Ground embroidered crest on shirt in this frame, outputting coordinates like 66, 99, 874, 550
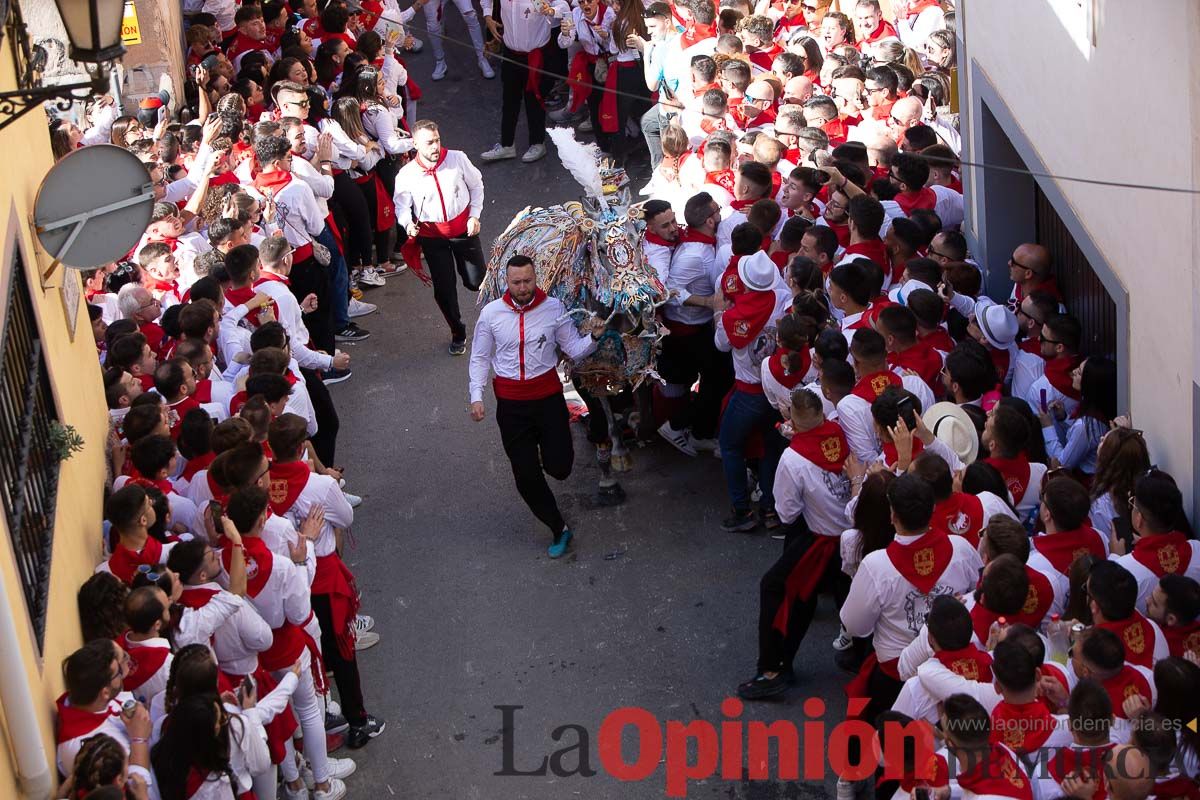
269, 478, 289, 505
1185, 631, 1200, 655
1158, 544, 1181, 573
1123, 682, 1141, 700
1001, 758, 1024, 788
949, 511, 970, 536
871, 374, 891, 394
245, 556, 260, 580
820, 436, 842, 463
913, 547, 935, 576
1022, 584, 1039, 615
1123, 623, 1145, 655
949, 658, 980, 681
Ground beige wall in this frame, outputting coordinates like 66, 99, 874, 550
959, 0, 1200, 508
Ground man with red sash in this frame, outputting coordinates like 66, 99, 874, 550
641, 199, 681, 287
716, 162, 775, 257
119, 586, 177, 703
835, 195, 891, 280
1146, 575, 1200, 660
267, 414, 387, 748
1035, 679, 1116, 800
1021, 312, 1084, 419
224, 485, 355, 798
835, 328, 904, 462
913, 452, 986, 549
894, 596, 994, 724
983, 404, 1050, 516
986, 638, 1073, 758
467, 257, 602, 557
1116, 471, 1200, 612
982, 515, 1065, 624
841, 473, 982, 728
99, 484, 179, 584
396, 121, 486, 355
1031, 477, 1108, 576
1069, 627, 1156, 744
878, 305, 944, 394
852, 0, 898, 51
937, 694, 1036, 800
714, 245, 791, 530
893, 0, 945, 50
962, 556, 1032, 647
738, 15, 780, 73
1087, 561, 1169, 669
736, 388, 851, 699
55, 639, 152, 778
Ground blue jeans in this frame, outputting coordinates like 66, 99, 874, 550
318, 224, 350, 330
719, 389, 784, 514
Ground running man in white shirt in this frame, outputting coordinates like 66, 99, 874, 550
468, 257, 604, 558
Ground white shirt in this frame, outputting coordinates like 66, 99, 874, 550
362, 103, 414, 156
278, 470, 353, 558
173, 585, 244, 650
643, 238, 675, 287
841, 532, 983, 662
772, 440, 853, 533
497, 0, 569, 52
1114, 542, 1200, 615
835, 374, 936, 464
251, 275, 333, 371
895, 6, 945, 50
121, 635, 174, 703
713, 286, 792, 385
1009, 348, 1045, 405
289, 155, 334, 218
665, 238, 718, 325
468, 294, 598, 403
55, 695, 133, 777
1026, 550, 1070, 618
244, 174, 325, 248
240, 541, 314, 631
393, 149, 485, 229
186, 581, 273, 678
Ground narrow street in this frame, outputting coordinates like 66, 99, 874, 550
329, 15, 844, 800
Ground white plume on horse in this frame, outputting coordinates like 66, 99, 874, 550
547, 127, 605, 202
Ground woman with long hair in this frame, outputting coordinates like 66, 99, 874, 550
1040, 356, 1117, 477
1088, 426, 1151, 541
789, 35, 824, 83
152, 693, 254, 799
762, 314, 820, 416
110, 115, 145, 148
842, 471, 897, 577
922, 28, 955, 71
601, 0, 652, 162
68, 733, 152, 799
995, 396, 1049, 465
331, 95, 397, 280
320, 94, 382, 286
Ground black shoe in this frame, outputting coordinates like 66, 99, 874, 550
736, 672, 790, 700
448, 339, 467, 356
322, 367, 352, 385
721, 510, 759, 533
347, 714, 386, 749
835, 647, 866, 674
325, 711, 349, 735
335, 324, 371, 342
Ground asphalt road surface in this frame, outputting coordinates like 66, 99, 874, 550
334, 16, 846, 798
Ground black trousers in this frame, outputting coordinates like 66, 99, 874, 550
495, 393, 574, 537
332, 171, 374, 268
756, 519, 851, 673
289, 255, 334, 356
310, 592, 366, 725
658, 322, 733, 440
500, 45, 561, 148
301, 367, 340, 466
417, 234, 485, 342
601, 63, 652, 161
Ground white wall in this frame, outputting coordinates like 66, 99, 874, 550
959, 0, 1200, 510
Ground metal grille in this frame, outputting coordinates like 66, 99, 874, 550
1033, 186, 1117, 358
0, 251, 60, 651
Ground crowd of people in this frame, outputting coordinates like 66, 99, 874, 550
42, 0, 1200, 798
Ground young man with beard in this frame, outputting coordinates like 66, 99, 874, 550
1114, 470, 1200, 612
395, 120, 486, 356
1021, 312, 1084, 419
1145, 575, 1200, 660
641, 199, 681, 286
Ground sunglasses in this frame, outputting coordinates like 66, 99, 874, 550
136, 564, 163, 583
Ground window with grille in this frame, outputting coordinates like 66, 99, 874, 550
0, 249, 61, 651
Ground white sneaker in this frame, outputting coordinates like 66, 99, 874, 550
282, 782, 308, 800
691, 437, 719, 452
521, 143, 547, 163
832, 629, 853, 651
354, 630, 380, 651
480, 143, 517, 161
354, 614, 375, 634
657, 421, 697, 457
302, 756, 356, 788
548, 105, 581, 123
347, 298, 377, 318
343, 491, 362, 508
835, 778, 858, 800
478, 57, 495, 79
432, 60, 448, 81
358, 267, 386, 287
313, 777, 347, 800
578, 117, 593, 132
327, 698, 341, 717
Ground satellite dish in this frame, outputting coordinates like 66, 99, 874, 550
34, 143, 155, 269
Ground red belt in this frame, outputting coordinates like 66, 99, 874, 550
417, 205, 470, 239
493, 368, 562, 401
734, 380, 765, 395
773, 534, 840, 632
312, 554, 360, 661
600, 60, 638, 134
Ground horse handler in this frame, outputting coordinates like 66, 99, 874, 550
468, 255, 605, 557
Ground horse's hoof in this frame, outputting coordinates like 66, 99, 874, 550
611, 451, 634, 472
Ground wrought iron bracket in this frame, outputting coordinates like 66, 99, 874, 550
0, 77, 105, 131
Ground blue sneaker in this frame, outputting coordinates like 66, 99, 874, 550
547, 528, 573, 559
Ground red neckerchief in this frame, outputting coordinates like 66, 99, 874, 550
932, 493, 984, 548
933, 644, 992, 682
1015, 276, 1062, 304
920, 327, 955, 353
895, 187, 937, 216
207, 471, 228, 506
692, 80, 718, 98
822, 116, 852, 146
720, 255, 746, 300
644, 231, 678, 249
770, 248, 794, 270
825, 219, 851, 248
268, 460, 311, 516
193, 377, 213, 404
182, 451, 215, 482
1046, 745, 1114, 800
255, 272, 290, 288
502, 287, 549, 314
988, 344, 1011, 380
220, 535, 273, 597
860, 19, 899, 45
968, 597, 1003, 644
108, 535, 164, 584
699, 115, 728, 135
775, 12, 807, 35
955, 744, 1033, 799
783, 146, 802, 164
679, 228, 717, 246
252, 168, 293, 197
176, 586, 220, 609
416, 147, 448, 175
747, 42, 782, 73
898, 0, 942, 19
788, 419, 848, 472
1131, 532, 1193, 577
224, 285, 277, 328
1018, 337, 1043, 356
844, 237, 890, 272
1102, 665, 1153, 718
886, 530, 953, 594
729, 197, 755, 213
680, 19, 715, 48
55, 694, 120, 742
888, 341, 942, 389
1043, 355, 1082, 401
1163, 619, 1200, 660
882, 436, 923, 468
850, 369, 902, 403
1097, 613, 1158, 669
898, 753, 950, 795
704, 169, 735, 193
721, 288, 777, 348
117, 631, 172, 694
991, 701, 1057, 755
768, 348, 810, 390
1031, 526, 1106, 575
130, 475, 175, 497
1014, 565, 1055, 628
983, 454, 1032, 506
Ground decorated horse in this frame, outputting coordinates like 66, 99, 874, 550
477, 128, 667, 504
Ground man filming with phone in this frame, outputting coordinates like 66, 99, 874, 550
632, 3, 689, 171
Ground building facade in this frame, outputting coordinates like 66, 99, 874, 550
956, 0, 1200, 515
0, 9, 112, 797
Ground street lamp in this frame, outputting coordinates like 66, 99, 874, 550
0, 0, 127, 131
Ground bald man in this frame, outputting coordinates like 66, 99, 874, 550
782, 75, 814, 105
729, 79, 778, 133
1006, 242, 1061, 310
885, 96, 924, 142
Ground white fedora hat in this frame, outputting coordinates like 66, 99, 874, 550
922, 401, 980, 465
737, 251, 777, 292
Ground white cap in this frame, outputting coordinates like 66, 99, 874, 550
738, 251, 777, 293
887, 279, 935, 306
975, 303, 1019, 350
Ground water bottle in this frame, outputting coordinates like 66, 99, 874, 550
1047, 613, 1069, 663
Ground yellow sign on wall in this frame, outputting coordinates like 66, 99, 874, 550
122, 1, 142, 46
